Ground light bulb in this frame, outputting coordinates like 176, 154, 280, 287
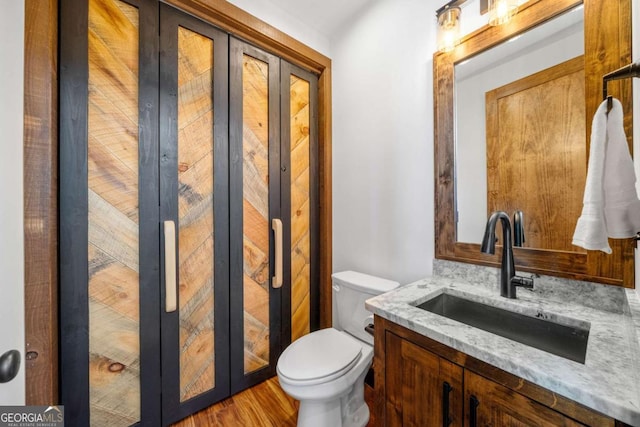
488, 0, 518, 26
437, 6, 461, 53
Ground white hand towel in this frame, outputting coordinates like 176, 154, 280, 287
573, 98, 640, 253
572, 99, 610, 253
603, 98, 640, 238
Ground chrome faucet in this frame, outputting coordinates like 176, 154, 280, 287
480, 211, 534, 298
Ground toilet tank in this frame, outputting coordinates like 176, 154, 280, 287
332, 271, 399, 345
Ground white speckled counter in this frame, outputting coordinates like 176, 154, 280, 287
365, 260, 640, 426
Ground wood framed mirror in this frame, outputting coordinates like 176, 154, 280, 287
434, 0, 635, 287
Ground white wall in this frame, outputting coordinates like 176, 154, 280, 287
226, 0, 330, 56
331, 0, 436, 285
0, 0, 25, 404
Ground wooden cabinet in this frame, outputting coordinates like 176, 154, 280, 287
385, 332, 463, 426
374, 316, 617, 427
464, 370, 583, 427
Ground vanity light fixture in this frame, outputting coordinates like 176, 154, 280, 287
436, 3, 462, 53
487, 0, 518, 26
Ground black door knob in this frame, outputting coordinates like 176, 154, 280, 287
0, 349, 21, 383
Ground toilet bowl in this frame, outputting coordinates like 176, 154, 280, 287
277, 328, 373, 427
276, 271, 399, 427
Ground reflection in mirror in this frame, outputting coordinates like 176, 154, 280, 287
455, 5, 584, 249
435, 0, 634, 288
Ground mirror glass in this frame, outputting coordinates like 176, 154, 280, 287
455, 5, 585, 250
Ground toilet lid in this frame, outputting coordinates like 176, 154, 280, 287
277, 328, 362, 383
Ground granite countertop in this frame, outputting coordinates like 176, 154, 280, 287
365, 261, 640, 426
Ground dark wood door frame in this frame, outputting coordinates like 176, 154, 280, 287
24, 0, 59, 406
24, 0, 332, 405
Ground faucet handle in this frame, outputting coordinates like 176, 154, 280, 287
513, 210, 525, 247
511, 275, 534, 290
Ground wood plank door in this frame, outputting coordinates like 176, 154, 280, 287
228, 39, 321, 394
59, 0, 162, 425
229, 37, 284, 393
159, 5, 230, 424
60, 1, 320, 422
280, 61, 320, 348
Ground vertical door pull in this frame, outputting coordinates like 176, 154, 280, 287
470, 395, 480, 427
272, 218, 283, 288
164, 220, 177, 312
442, 381, 452, 427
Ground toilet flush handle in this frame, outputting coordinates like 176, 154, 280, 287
272, 218, 283, 289
364, 324, 374, 336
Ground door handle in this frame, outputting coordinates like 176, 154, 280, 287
442, 381, 452, 427
272, 218, 283, 289
469, 395, 479, 427
0, 349, 20, 383
164, 220, 177, 312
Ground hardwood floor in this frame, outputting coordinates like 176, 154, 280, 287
172, 376, 376, 426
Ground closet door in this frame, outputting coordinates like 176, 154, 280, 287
159, 5, 230, 424
280, 62, 320, 347
60, 1, 321, 422
59, 0, 161, 425
229, 38, 283, 392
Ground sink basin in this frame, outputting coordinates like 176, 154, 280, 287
416, 293, 589, 364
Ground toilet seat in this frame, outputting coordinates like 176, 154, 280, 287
277, 328, 363, 386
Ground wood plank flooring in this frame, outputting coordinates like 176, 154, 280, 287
172, 376, 376, 426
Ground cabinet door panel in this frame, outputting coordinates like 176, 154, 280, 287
464, 370, 584, 426
385, 332, 463, 427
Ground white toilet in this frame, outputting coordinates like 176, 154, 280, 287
276, 271, 399, 427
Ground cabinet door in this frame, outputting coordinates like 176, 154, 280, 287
464, 370, 585, 426
159, 4, 230, 424
385, 332, 463, 427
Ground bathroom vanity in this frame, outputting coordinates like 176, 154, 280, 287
367, 262, 640, 426
413, 0, 640, 423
